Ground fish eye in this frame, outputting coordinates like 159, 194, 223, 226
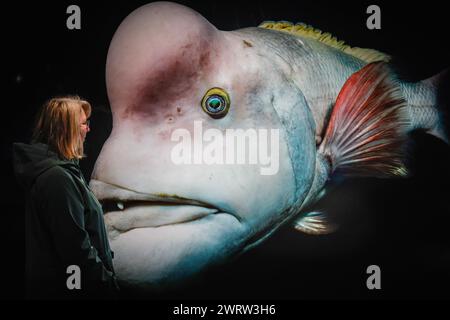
201, 87, 230, 119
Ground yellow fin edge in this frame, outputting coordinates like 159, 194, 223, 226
258, 21, 390, 63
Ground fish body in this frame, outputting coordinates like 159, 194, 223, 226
90, 2, 448, 289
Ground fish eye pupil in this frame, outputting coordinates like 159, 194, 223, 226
209, 99, 221, 109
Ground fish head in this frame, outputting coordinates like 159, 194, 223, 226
91, 1, 317, 288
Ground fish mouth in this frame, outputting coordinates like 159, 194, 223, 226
90, 180, 225, 236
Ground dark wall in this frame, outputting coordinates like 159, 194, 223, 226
4, 0, 450, 300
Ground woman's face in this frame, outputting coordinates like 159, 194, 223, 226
80, 110, 90, 142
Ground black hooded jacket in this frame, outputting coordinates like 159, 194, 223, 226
12, 142, 118, 299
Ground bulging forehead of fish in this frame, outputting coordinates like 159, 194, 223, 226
105, 2, 227, 115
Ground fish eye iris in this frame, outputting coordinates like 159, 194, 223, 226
206, 96, 225, 113
201, 87, 230, 119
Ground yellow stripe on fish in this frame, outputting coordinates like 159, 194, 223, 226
258, 21, 391, 63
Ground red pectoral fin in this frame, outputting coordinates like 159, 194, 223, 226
319, 62, 410, 178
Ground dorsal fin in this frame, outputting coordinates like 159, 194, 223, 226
258, 21, 390, 63
318, 62, 410, 178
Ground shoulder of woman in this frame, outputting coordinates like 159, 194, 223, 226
35, 165, 76, 191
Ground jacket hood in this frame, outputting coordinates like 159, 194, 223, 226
12, 142, 79, 189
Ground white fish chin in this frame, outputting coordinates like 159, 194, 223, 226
109, 212, 244, 288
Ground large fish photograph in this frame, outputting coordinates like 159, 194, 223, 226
5, 0, 450, 301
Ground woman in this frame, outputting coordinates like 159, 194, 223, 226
13, 96, 119, 299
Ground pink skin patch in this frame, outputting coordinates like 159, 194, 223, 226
123, 41, 214, 121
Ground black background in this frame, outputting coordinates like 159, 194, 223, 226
3, 0, 450, 301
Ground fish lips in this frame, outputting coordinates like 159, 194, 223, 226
104, 203, 219, 238
90, 179, 236, 237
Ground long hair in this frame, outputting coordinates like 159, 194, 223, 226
32, 95, 92, 160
